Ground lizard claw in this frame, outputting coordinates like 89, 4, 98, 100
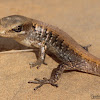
28, 78, 58, 90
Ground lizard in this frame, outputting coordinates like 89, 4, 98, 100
0, 15, 100, 90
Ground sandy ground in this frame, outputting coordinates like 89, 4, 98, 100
0, 0, 100, 100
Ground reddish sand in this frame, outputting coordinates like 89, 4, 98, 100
0, 0, 100, 100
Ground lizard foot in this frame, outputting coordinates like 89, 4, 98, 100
29, 59, 47, 69
28, 78, 58, 90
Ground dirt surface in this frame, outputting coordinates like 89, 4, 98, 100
0, 0, 100, 100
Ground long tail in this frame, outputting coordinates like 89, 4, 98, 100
78, 60, 100, 76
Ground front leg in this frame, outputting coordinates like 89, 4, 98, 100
28, 63, 75, 90
30, 42, 47, 69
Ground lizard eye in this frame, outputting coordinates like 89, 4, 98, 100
12, 25, 23, 32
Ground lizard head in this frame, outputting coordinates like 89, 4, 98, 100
0, 15, 33, 38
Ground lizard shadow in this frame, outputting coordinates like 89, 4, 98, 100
0, 36, 31, 51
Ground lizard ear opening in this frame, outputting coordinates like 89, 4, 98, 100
12, 25, 23, 32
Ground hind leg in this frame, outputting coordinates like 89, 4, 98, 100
81, 44, 91, 51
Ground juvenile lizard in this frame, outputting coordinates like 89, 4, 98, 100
0, 15, 100, 90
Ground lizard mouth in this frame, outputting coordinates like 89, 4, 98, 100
0, 30, 7, 36
0, 30, 26, 38
0, 31, 16, 37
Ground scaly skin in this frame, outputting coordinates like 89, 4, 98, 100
0, 15, 100, 90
